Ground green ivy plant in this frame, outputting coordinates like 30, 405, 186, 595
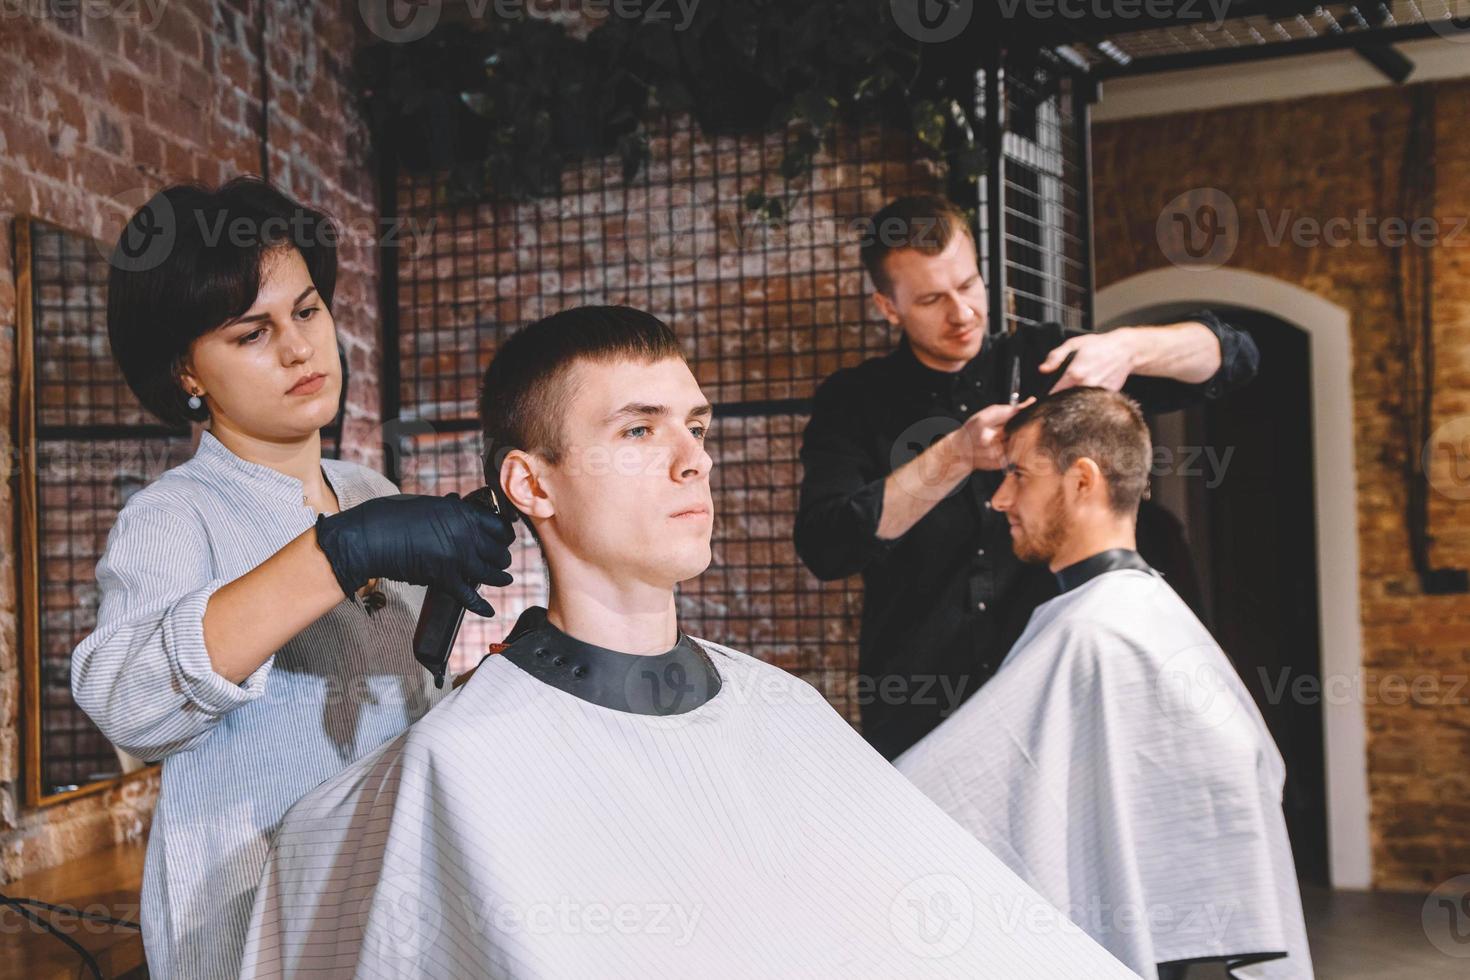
356, 0, 988, 225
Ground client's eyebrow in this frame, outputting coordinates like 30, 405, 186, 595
603, 402, 714, 426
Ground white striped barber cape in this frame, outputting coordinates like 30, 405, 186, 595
896, 568, 1314, 980
239, 636, 1140, 979
70, 429, 450, 980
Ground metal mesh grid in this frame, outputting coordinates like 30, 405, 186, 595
980, 52, 1093, 337
1008, 59, 1090, 335
1069, 0, 1465, 69
36, 437, 196, 792
32, 227, 152, 430
29, 221, 196, 794
388, 118, 941, 721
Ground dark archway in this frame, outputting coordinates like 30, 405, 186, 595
1167, 307, 1330, 886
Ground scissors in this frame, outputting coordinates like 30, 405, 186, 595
1009, 347, 1078, 405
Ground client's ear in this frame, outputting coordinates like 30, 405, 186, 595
500, 450, 554, 523
1071, 456, 1105, 502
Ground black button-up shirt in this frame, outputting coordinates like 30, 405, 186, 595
794, 311, 1260, 759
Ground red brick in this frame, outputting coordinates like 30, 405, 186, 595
143, 88, 198, 146
163, 138, 197, 180
129, 125, 163, 168
62, 35, 106, 95
81, 8, 123, 54
70, 145, 130, 197
87, 108, 127, 156
8, 118, 64, 174
152, 5, 202, 61
120, 24, 161, 77
216, 44, 253, 92
105, 69, 145, 118
0, 55, 28, 118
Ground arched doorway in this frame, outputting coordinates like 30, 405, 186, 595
1097, 268, 1370, 890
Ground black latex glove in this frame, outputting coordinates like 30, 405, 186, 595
314, 492, 515, 617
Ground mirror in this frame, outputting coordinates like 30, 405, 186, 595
15, 216, 192, 806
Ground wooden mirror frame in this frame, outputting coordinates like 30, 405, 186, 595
14, 215, 157, 809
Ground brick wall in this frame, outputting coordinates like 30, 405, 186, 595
1093, 78, 1470, 891
0, 1, 382, 882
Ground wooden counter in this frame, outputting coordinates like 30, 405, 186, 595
0, 840, 147, 979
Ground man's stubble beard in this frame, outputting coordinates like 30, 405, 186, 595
1012, 486, 1071, 565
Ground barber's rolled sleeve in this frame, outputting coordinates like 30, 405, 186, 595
1103, 308, 1260, 414
1188, 308, 1260, 399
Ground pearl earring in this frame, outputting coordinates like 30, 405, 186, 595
188, 392, 203, 410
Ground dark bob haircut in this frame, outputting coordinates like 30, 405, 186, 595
478, 305, 686, 535
106, 176, 339, 425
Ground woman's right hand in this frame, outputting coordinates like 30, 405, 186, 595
313, 492, 516, 617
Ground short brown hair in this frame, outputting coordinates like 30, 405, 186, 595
1003, 387, 1152, 517
478, 305, 685, 526
857, 194, 975, 295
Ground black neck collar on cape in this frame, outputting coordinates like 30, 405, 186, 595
1054, 548, 1154, 595
496, 606, 721, 716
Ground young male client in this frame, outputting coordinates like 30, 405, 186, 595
238, 306, 1136, 979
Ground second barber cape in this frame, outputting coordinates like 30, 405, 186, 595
239, 605, 1137, 979
895, 555, 1314, 979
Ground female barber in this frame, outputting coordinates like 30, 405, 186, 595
70, 177, 513, 980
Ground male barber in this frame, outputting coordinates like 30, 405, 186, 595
794, 194, 1259, 759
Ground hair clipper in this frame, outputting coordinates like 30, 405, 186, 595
411, 485, 507, 689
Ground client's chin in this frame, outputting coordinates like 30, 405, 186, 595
667, 544, 714, 584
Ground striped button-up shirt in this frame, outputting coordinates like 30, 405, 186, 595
71, 429, 453, 980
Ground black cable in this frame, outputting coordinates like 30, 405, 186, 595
10, 894, 140, 928
0, 891, 110, 980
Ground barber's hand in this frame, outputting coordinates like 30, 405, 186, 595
313, 492, 515, 617
961, 399, 1033, 470
1039, 331, 1136, 393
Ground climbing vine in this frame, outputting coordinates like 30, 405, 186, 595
357, 1, 987, 224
